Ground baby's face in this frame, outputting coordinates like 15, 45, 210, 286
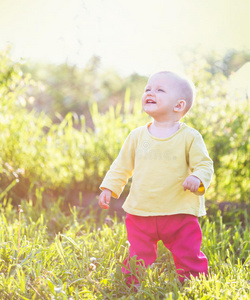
142, 73, 180, 120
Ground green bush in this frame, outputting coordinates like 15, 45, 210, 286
0, 49, 249, 205
184, 60, 249, 202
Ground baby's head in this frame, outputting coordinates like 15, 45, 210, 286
159, 71, 195, 116
142, 71, 196, 120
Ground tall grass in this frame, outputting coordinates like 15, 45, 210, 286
1, 94, 249, 203
1, 50, 249, 204
0, 198, 248, 299
0, 49, 249, 298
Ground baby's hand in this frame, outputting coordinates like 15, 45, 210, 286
182, 175, 201, 193
98, 189, 112, 209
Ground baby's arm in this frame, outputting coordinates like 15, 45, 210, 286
98, 131, 136, 209
184, 132, 213, 195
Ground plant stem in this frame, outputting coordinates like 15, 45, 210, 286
18, 205, 22, 257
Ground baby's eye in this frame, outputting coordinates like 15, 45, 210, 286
145, 89, 150, 92
158, 89, 164, 92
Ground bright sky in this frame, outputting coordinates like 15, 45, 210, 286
0, 0, 249, 76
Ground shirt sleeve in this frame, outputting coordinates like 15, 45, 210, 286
188, 133, 214, 196
99, 131, 136, 198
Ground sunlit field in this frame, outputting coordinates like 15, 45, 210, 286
0, 198, 248, 299
0, 49, 249, 299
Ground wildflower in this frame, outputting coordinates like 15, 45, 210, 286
89, 263, 96, 271
90, 257, 97, 263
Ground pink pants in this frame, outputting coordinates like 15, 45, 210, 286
122, 213, 208, 283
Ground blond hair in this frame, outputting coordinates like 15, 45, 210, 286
156, 71, 196, 116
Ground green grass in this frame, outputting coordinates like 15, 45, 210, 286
0, 45, 249, 300
0, 198, 249, 299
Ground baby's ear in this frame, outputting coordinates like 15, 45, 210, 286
174, 100, 186, 112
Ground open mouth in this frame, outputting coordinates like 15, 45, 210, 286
146, 99, 156, 104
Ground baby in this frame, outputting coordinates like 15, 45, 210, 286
98, 71, 214, 284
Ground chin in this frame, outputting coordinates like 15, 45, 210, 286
143, 109, 156, 118
143, 107, 151, 113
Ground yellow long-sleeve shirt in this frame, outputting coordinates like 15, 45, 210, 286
100, 122, 214, 217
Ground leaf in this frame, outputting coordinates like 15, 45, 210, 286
47, 279, 55, 293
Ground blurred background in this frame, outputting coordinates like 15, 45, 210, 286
0, 0, 249, 218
